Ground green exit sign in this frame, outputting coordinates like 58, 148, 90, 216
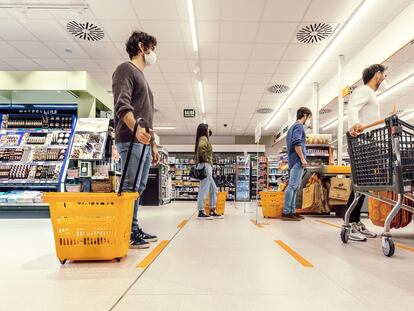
183, 109, 196, 118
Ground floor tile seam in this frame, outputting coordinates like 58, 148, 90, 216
108, 210, 197, 311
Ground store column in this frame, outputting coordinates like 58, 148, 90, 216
78, 92, 96, 118
337, 55, 345, 165
313, 82, 319, 134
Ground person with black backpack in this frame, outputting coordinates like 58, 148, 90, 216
194, 123, 223, 220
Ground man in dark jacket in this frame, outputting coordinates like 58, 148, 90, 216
282, 107, 312, 221
113, 31, 160, 249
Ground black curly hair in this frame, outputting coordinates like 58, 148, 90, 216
125, 31, 157, 60
362, 64, 385, 85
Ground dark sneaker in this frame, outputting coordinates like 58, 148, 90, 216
130, 232, 150, 249
198, 211, 213, 220
139, 229, 158, 243
281, 213, 301, 221
294, 213, 305, 220
210, 210, 224, 219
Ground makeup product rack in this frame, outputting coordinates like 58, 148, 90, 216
0, 107, 77, 210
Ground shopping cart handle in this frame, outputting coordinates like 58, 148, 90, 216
361, 119, 385, 130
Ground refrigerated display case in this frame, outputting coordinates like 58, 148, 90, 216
213, 153, 236, 200
141, 148, 171, 205
250, 155, 258, 200
236, 155, 250, 201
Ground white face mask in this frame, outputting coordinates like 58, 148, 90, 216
378, 79, 388, 92
144, 50, 157, 66
305, 119, 311, 128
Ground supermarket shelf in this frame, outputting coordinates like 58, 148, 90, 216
306, 144, 331, 147
2, 129, 71, 133
0, 160, 61, 165
0, 202, 48, 208
307, 154, 330, 157
0, 145, 68, 149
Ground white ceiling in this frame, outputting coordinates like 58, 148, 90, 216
0, 0, 412, 136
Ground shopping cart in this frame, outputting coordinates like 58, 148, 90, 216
43, 118, 149, 264
341, 115, 414, 257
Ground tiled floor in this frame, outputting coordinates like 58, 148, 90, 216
1, 201, 414, 311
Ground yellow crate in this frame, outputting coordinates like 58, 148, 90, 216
205, 191, 227, 215
259, 191, 284, 218
43, 192, 137, 264
323, 165, 351, 174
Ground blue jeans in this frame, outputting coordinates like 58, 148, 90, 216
197, 163, 218, 211
116, 142, 152, 232
283, 162, 304, 215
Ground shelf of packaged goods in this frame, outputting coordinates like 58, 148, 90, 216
307, 154, 330, 157
170, 163, 195, 166
0, 183, 58, 189
0, 160, 62, 165
0, 145, 68, 149
306, 144, 331, 147
1, 129, 72, 134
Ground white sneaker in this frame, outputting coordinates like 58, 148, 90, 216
357, 221, 377, 238
349, 223, 367, 242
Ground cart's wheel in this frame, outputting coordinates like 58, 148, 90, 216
340, 227, 349, 244
115, 257, 121, 262
59, 259, 67, 265
382, 238, 395, 257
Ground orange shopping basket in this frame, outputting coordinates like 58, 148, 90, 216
259, 191, 284, 218
43, 118, 148, 264
205, 191, 228, 215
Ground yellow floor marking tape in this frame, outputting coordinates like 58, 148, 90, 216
137, 240, 170, 269
250, 219, 264, 228
315, 220, 341, 229
275, 240, 314, 268
177, 219, 188, 229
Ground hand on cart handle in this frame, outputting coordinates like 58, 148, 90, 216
349, 119, 385, 137
349, 124, 363, 137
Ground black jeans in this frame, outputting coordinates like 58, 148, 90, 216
344, 190, 365, 223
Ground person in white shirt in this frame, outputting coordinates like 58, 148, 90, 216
346, 64, 387, 241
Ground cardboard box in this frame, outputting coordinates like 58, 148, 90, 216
329, 198, 348, 206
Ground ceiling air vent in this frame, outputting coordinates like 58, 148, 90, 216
67, 21, 104, 41
267, 84, 289, 94
256, 108, 274, 114
296, 23, 333, 44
